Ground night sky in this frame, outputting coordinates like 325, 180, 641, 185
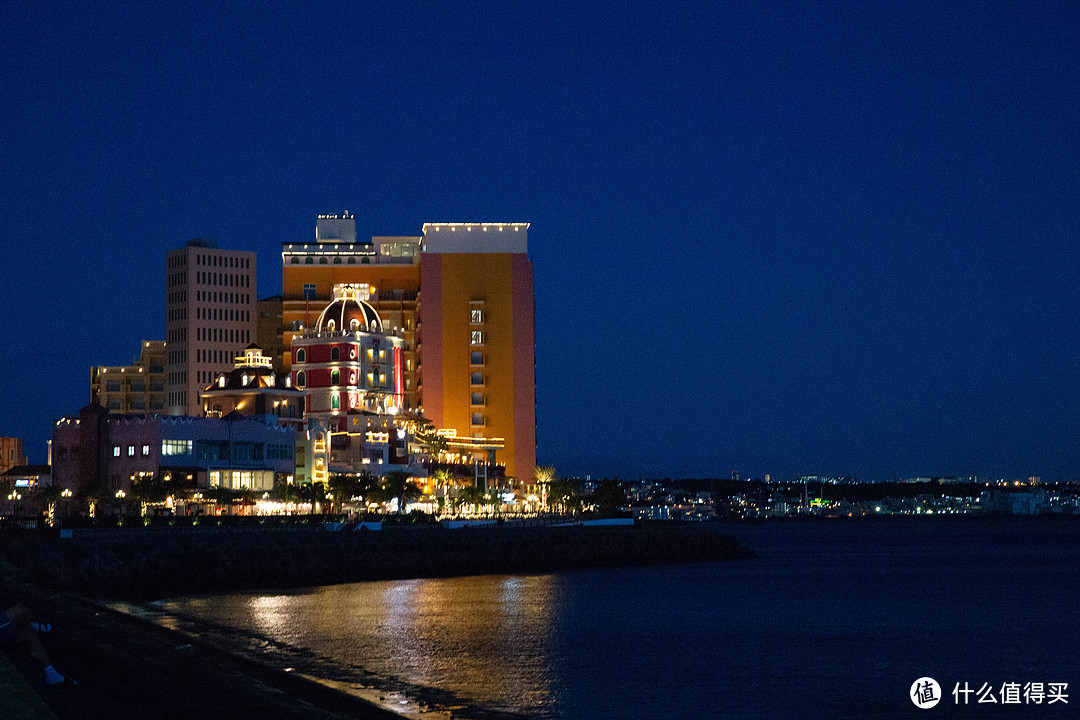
3, 2, 1078, 482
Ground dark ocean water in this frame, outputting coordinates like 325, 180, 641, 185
154, 519, 1080, 719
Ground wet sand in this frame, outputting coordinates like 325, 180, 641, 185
3, 588, 406, 720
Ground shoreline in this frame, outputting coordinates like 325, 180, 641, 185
2, 523, 754, 719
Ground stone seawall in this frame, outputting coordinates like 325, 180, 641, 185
3, 524, 755, 600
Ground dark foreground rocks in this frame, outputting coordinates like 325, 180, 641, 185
3, 523, 755, 600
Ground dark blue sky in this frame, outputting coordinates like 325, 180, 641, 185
3, 2, 1078, 481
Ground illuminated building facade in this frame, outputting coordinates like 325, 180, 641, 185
281, 215, 536, 485
90, 341, 167, 414
281, 213, 420, 412
198, 345, 304, 430
290, 284, 405, 427
289, 283, 407, 484
51, 403, 295, 494
166, 239, 257, 416
419, 223, 536, 484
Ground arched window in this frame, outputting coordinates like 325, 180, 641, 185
331, 346, 340, 361
371, 368, 381, 387
296, 348, 306, 363
349, 319, 360, 332
331, 369, 340, 385
327, 320, 335, 332
296, 371, 306, 388
331, 392, 340, 410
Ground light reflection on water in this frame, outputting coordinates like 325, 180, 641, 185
158, 520, 1080, 720
166, 574, 561, 715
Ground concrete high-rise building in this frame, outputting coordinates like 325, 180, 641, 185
90, 340, 167, 414
419, 223, 536, 484
166, 239, 257, 416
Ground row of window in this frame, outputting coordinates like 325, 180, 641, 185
113, 444, 152, 457
197, 290, 250, 305
290, 256, 375, 265
196, 271, 251, 288
197, 254, 250, 269
103, 380, 164, 392
196, 327, 251, 344
197, 348, 238, 365
197, 307, 250, 322
106, 398, 165, 411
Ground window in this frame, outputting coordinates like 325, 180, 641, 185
471, 392, 484, 406
470, 309, 483, 324
296, 348, 306, 363
113, 446, 121, 457
303, 283, 316, 300
127, 445, 135, 456
106, 380, 121, 392
471, 372, 484, 386
471, 413, 485, 426
331, 369, 340, 385
141, 444, 150, 456
296, 371, 306, 388
470, 330, 483, 345
319, 257, 328, 264
470, 351, 483, 365
350, 319, 360, 332
331, 392, 340, 410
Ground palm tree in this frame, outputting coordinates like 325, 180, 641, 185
296, 482, 327, 514
415, 420, 449, 460
431, 469, 455, 514
354, 470, 380, 507
589, 478, 628, 518
130, 476, 167, 517
548, 478, 581, 516
37, 484, 64, 527
534, 465, 556, 511
382, 470, 422, 514
458, 485, 487, 515
328, 472, 359, 515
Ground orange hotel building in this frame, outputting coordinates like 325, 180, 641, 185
282, 215, 536, 483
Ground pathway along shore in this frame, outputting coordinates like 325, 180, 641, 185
1, 523, 754, 719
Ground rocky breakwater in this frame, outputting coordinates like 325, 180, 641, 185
3, 523, 755, 600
